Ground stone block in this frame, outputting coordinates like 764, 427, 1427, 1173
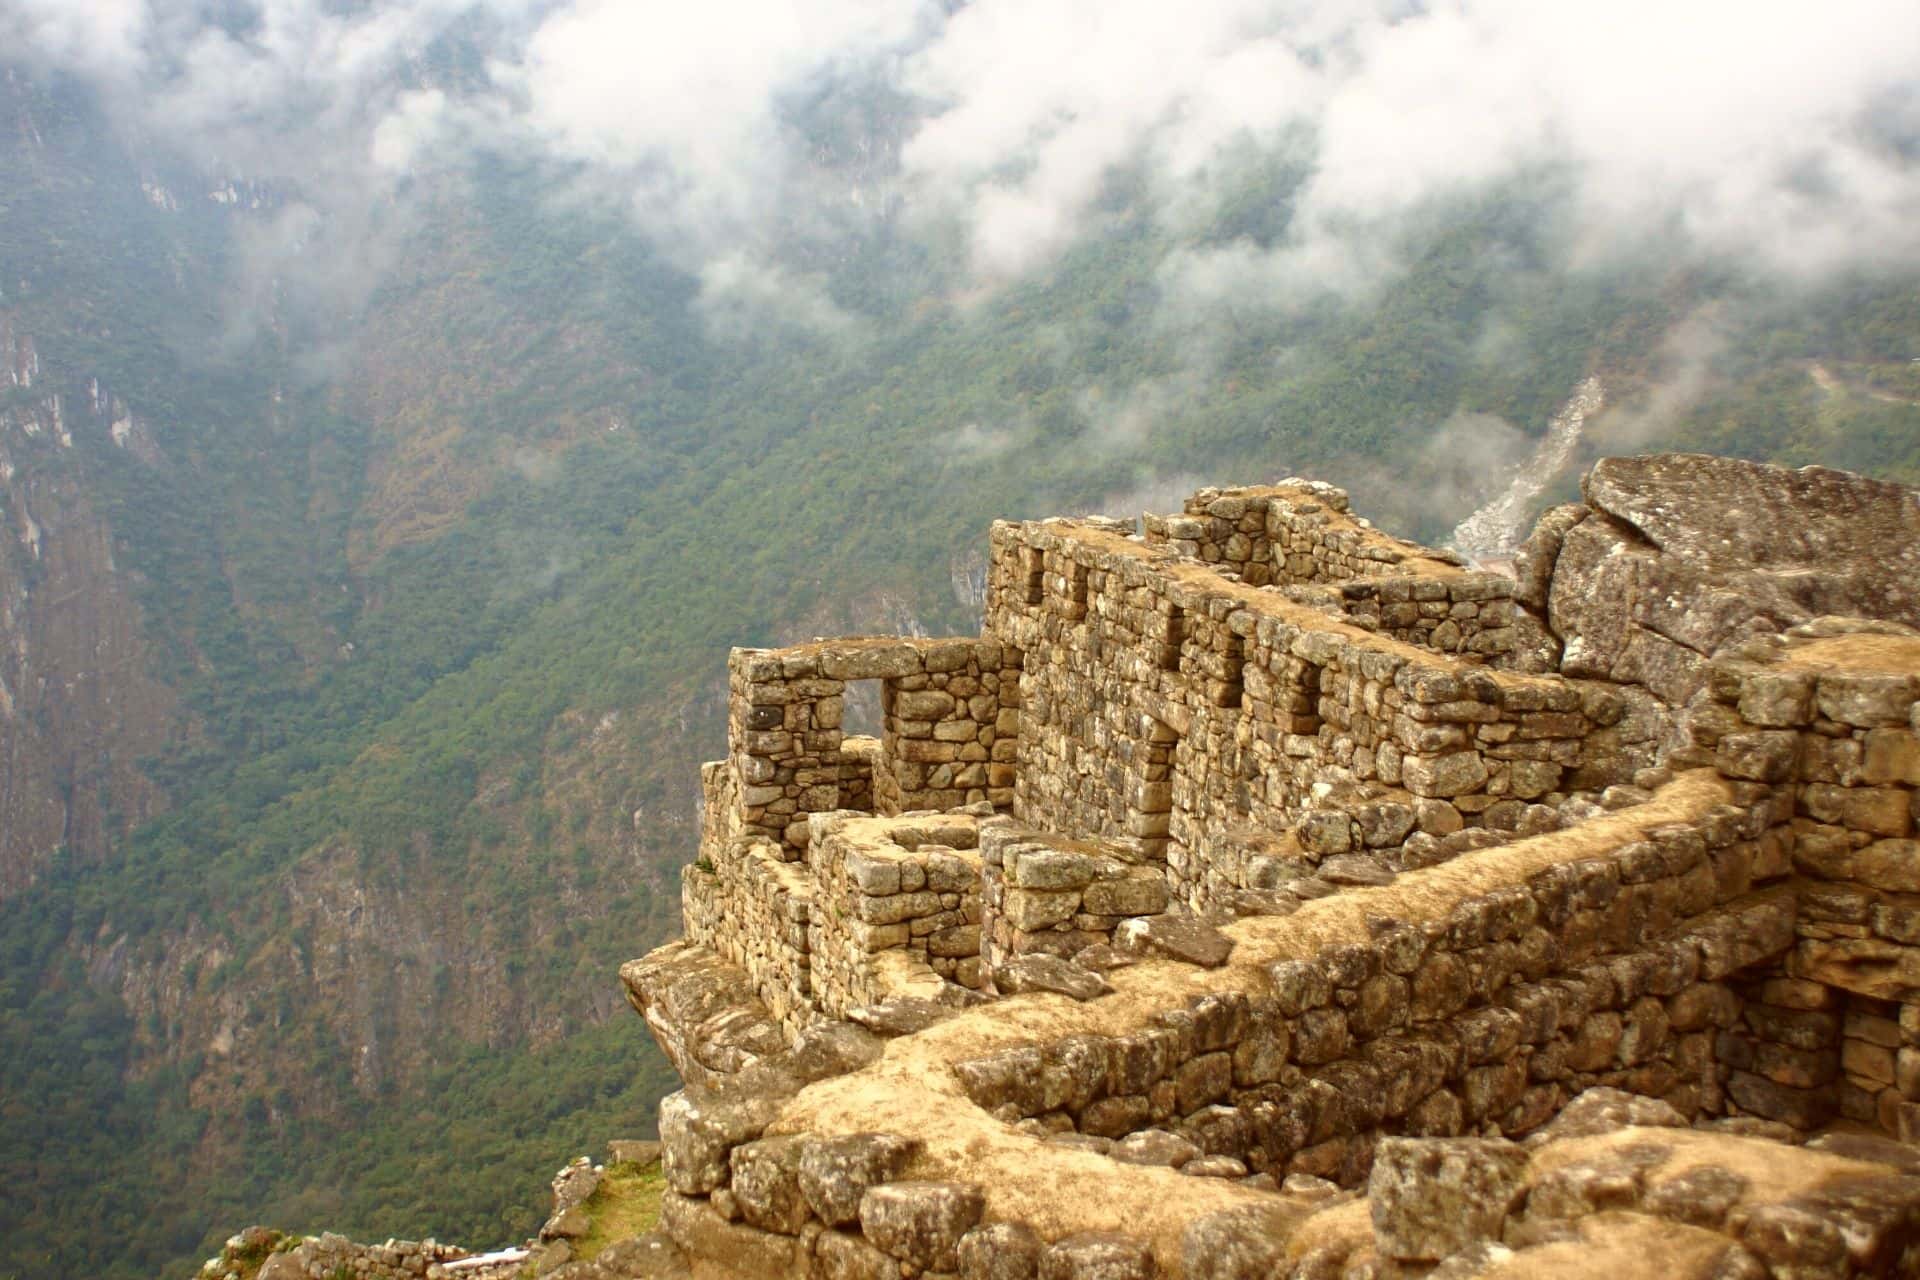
799, 1134, 921, 1227
1738, 671, 1815, 726
1402, 751, 1490, 798
1006, 848, 1103, 890
1367, 1137, 1529, 1262
995, 956, 1111, 1002
814, 1230, 901, 1280
660, 1088, 781, 1195
845, 851, 901, 896
1114, 914, 1233, 967
1716, 731, 1799, 783
658, 1191, 803, 1276
1003, 889, 1081, 931
730, 1135, 810, 1234
1794, 838, 1920, 894
1802, 783, 1913, 838
1081, 874, 1166, 917
1817, 672, 1916, 728
859, 1181, 985, 1272
1863, 729, 1920, 786
958, 1223, 1041, 1280
1038, 1233, 1155, 1280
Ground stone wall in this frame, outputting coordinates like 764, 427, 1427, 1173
644, 773, 1920, 1279
986, 517, 1598, 913
976, 822, 1170, 974
948, 777, 1789, 1174
726, 637, 1019, 857
805, 812, 986, 1015
1141, 482, 1447, 585
198, 1228, 490, 1280
683, 836, 815, 1030
626, 458, 1920, 1280
1677, 621, 1920, 1139
1138, 482, 1515, 659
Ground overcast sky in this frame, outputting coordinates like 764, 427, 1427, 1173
14, 0, 1920, 313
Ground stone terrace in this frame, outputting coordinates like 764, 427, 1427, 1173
624, 456, 1920, 1280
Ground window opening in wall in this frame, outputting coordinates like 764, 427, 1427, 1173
1161, 605, 1184, 671
1221, 630, 1245, 708
1024, 548, 1045, 605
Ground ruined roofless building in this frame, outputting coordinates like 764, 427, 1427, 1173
623, 453, 1920, 1279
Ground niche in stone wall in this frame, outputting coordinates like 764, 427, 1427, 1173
1024, 547, 1045, 606
1131, 712, 1179, 859
1064, 560, 1089, 620
1161, 605, 1185, 672
1219, 629, 1245, 708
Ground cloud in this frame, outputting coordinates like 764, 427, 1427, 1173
505, 0, 933, 247
940, 422, 1019, 460
898, 0, 1920, 291
693, 253, 861, 343
11, 0, 1920, 346
1588, 308, 1730, 449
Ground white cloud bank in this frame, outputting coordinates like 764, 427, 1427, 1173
12, 0, 1920, 315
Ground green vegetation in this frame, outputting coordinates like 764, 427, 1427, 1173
0, 68, 1915, 1280
574, 1161, 669, 1263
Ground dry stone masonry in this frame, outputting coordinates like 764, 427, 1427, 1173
624, 454, 1920, 1279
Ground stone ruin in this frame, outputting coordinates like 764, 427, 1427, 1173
622, 453, 1920, 1279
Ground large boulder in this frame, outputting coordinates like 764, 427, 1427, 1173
1527, 455, 1920, 706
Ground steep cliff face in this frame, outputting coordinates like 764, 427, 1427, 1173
0, 315, 176, 897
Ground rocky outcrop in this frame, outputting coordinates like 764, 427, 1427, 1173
0, 320, 176, 897
1525, 454, 1920, 707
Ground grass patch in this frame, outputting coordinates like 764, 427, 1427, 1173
574, 1162, 667, 1262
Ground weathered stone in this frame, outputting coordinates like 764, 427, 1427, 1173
594, 1232, 688, 1279
996, 955, 1112, 1001
1179, 1204, 1304, 1280
1319, 854, 1395, 887
799, 1134, 922, 1227
1037, 1233, 1155, 1280
730, 1135, 810, 1235
814, 1229, 901, 1280
1109, 1129, 1200, 1168
1115, 914, 1234, 968
659, 1191, 803, 1276
860, 1182, 986, 1272
848, 999, 953, 1038
1007, 849, 1104, 890
957, 1222, 1042, 1280
1297, 812, 1353, 855
1404, 752, 1490, 799
1738, 671, 1816, 727
1081, 875, 1168, 917
659, 1088, 782, 1194
1368, 1137, 1530, 1261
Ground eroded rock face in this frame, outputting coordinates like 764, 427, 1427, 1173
1534, 454, 1920, 707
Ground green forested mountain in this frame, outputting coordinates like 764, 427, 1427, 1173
1, 27, 1917, 1280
